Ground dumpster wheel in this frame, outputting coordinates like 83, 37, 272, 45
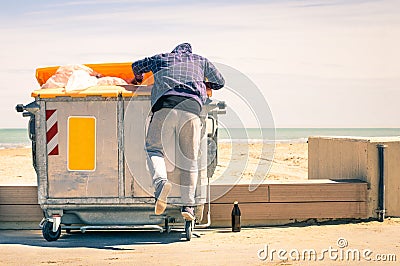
42, 220, 61, 242
184, 220, 194, 241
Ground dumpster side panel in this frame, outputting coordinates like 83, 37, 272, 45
124, 99, 153, 197
46, 101, 119, 198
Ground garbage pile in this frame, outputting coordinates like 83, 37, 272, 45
41, 64, 128, 91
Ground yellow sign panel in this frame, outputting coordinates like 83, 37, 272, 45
68, 116, 96, 171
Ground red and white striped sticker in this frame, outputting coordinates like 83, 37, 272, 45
46, 109, 59, 155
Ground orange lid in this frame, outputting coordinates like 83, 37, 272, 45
35, 62, 154, 86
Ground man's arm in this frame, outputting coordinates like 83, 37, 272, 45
131, 57, 153, 83
204, 60, 225, 90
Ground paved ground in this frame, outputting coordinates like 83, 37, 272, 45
1, 219, 399, 265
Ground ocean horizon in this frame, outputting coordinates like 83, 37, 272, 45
1, 127, 400, 149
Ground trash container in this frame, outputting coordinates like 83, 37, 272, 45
16, 63, 225, 241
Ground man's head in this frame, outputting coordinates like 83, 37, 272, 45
171, 43, 192, 54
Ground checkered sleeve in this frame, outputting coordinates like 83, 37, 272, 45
204, 59, 225, 90
132, 57, 153, 82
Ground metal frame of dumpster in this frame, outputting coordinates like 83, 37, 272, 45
29, 88, 224, 236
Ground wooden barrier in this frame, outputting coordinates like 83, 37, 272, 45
308, 136, 400, 218
0, 180, 368, 228
207, 180, 368, 226
0, 186, 43, 229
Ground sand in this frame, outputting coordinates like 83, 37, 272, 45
0, 147, 37, 185
213, 142, 308, 183
1, 143, 399, 265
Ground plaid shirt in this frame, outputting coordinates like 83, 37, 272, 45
132, 43, 225, 107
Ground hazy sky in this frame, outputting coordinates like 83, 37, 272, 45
0, 0, 399, 128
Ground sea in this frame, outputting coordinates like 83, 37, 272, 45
0, 129, 32, 149
218, 128, 400, 143
1, 128, 400, 149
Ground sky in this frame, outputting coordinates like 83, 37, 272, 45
0, 0, 399, 128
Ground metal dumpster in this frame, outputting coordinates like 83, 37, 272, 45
16, 63, 225, 241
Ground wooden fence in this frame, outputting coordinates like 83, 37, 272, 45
0, 179, 368, 229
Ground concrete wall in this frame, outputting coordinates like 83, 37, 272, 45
309, 136, 400, 218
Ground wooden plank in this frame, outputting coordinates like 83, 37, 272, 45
0, 205, 43, 222
311, 138, 327, 179
0, 221, 41, 230
209, 201, 368, 224
355, 141, 368, 182
307, 137, 319, 180
384, 141, 400, 216
0, 186, 38, 205
309, 137, 369, 182
269, 182, 367, 202
210, 184, 269, 204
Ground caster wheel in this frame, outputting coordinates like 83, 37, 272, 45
42, 220, 61, 242
185, 220, 193, 241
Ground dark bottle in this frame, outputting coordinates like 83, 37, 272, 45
231, 201, 241, 232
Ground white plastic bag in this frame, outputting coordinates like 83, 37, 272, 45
41, 64, 98, 89
65, 70, 98, 91
97, 77, 128, 86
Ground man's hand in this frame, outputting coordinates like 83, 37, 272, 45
131, 78, 143, 85
131, 72, 144, 85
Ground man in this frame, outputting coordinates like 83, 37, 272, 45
132, 43, 224, 220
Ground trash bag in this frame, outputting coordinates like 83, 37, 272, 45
97, 77, 128, 86
41, 64, 99, 89
65, 70, 98, 91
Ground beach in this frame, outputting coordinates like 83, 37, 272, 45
1, 142, 399, 265
0, 147, 37, 185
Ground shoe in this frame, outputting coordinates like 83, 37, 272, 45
154, 181, 172, 215
181, 206, 195, 221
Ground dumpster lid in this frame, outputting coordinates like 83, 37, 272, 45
31, 85, 154, 98
35, 62, 154, 86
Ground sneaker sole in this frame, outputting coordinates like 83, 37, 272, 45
181, 211, 195, 221
155, 182, 172, 215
